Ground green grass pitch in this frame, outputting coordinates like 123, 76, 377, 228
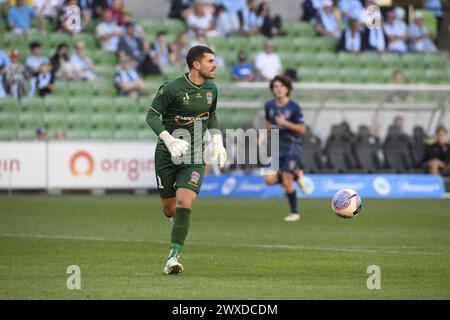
0, 196, 449, 299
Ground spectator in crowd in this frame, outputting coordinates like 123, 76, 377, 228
210, 45, 225, 68
170, 31, 189, 67
123, 14, 149, 52
337, 18, 363, 53
0, 50, 11, 97
210, 4, 240, 37
189, 29, 208, 47
36, 126, 47, 141
70, 41, 97, 81
314, 0, 341, 39
5, 49, 28, 98
26, 42, 49, 96
114, 57, 145, 100
168, 0, 194, 20
0, 50, 11, 68
241, 0, 260, 36
391, 115, 411, 145
55, 128, 66, 140
186, 1, 214, 36
118, 22, 145, 67
216, 0, 246, 15
78, 0, 92, 31
389, 70, 409, 102
59, 0, 82, 33
301, 0, 317, 22
338, 0, 364, 24
96, 9, 122, 52
35, 62, 55, 97
33, 0, 62, 32
50, 43, 81, 80
362, 20, 387, 52
92, 0, 112, 20
383, 10, 408, 53
107, 0, 125, 26
424, 126, 450, 176
254, 40, 282, 81
232, 50, 254, 82
424, 0, 442, 38
150, 31, 171, 69
408, 11, 437, 53
256, 2, 283, 38
7, 0, 36, 33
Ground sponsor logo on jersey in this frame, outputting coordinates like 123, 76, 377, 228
190, 171, 200, 185
207, 92, 213, 104
195, 92, 202, 98
174, 112, 210, 125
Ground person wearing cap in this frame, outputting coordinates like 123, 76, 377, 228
383, 10, 408, 53
36, 127, 47, 141
118, 21, 145, 66
7, 0, 36, 33
232, 50, 254, 82
26, 42, 50, 97
408, 11, 437, 53
314, 0, 341, 39
5, 49, 28, 98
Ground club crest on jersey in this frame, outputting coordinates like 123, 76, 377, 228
207, 92, 213, 105
182, 92, 190, 105
190, 171, 200, 185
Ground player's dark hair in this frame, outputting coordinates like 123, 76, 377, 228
269, 75, 293, 96
186, 45, 214, 69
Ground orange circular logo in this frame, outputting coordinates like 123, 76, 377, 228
70, 151, 95, 176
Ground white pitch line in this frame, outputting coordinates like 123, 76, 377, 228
0, 233, 447, 256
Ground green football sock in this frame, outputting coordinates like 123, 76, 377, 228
168, 208, 191, 259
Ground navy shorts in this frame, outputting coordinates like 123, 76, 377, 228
279, 154, 301, 175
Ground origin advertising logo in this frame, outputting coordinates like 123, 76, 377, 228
70, 151, 95, 176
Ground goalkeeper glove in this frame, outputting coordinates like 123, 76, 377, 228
159, 130, 190, 158
211, 133, 227, 169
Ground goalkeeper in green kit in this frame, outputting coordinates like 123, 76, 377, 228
146, 46, 227, 275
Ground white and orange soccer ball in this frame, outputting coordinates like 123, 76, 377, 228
331, 189, 362, 219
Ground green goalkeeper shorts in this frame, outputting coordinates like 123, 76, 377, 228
154, 150, 205, 199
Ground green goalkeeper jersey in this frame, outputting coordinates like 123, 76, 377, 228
148, 73, 218, 164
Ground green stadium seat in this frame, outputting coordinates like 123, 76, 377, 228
214, 67, 230, 82
17, 129, 36, 140
403, 69, 426, 83
0, 113, 20, 129
116, 113, 141, 129
401, 54, 425, 69
26, 32, 48, 45
425, 69, 448, 83
298, 68, 320, 82
318, 69, 341, 82
90, 129, 114, 140
0, 129, 18, 140
69, 82, 94, 96
162, 19, 186, 35
114, 130, 139, 140
115, 97, 139, 114
73, 33, 97, 49
67, 114, 91, 130
140, 19, 162, 35
272, 37, 295, 52
339, 68, 364, 83
92, 81, 117, 96
20, 97, 46, 113
285, 22, 315, 37
423, 54, 446, 69
48, 32, 74, 48
361, 69, 384, 83
227, 37, 249, 51
54, 81, 72, 96
44, 113, 67, 129
359, 53, 383, 69
44, 96, 70, 113
95, 64, 117, 78
338, 53, 362, 68
138, 129, 158, 140
380, 54, 402, 69
0, 97, 21, 113
92, 97, 116, 113
91, 114, 116, 130
207, 37, 229, 53
294, 38, 316, 52
314, 37, 336, 52
317, 52, 338, 68
249, 36, 266, 51
20, 113, 44, 130
66, 129, 91, 140
297, 52, 318, 69
93, 51, 117, 65
279, 52, 298, 69
2, 32, 27, 48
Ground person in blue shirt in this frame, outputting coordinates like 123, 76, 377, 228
262, 75, 307, 222
8, 0, 36, 33
231, 51, 254, 82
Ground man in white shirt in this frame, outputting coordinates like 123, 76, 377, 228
96, 10, 122, 52
70, 41, 97, 81
408, 11, 437, 53
383, 10, 408, 53
255, 40, 282, 81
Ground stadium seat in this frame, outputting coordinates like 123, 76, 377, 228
208, 37, 229, 53
69, 97, 93, 112
383, 126, 414, 172
325, 125, 357, 172
162, 19, 186, 35
359, 53, 383, 69
44, 113, 67, 130
92, 81, 117, 96
403, 69, 427, 83
272, 37, 295, 52
67, 114, 92, 131
116, 113, 141, 129
44, 96, 70, 113
73, 33, 97, 49
380, 54, 402, 69
140, 19, 161, 35
338, 53, 362, 68
0, 97, 21, 113
90, 129, 114, 140
361, 68, 384, 83
2, 32, 27, 48
401, 54, 425, 69
91, 114, 116, 130
49, 32, 74, 48
26, 32, 48, 46
93, 51, 117, 65
318, 69, 341, 82
300, 126, 322, 172
17, 129, 36, 140
95, 65, 117, 78
339, 68, 364, 83
249, 36, 266, 51
294, 38, 316, 52
20, 113, 44, 130
114, 130, 139, 140
411, 126, 428, 169
353, 125, 382, 172
66, 129, 91, 140
0, 112, 20, 130
298, 68, 320, 82
20, 97, 46, 113
92, 97, 116, 113
317, 52, 338, 68
297, 52, 318, 69
285, 22, 315, 37
314, 37, 336, 52
227, 37, 249, 51
138, 129, 158, 140
425, 69, 448, 83
0, 129, 18, 140
423, 54, 446, 69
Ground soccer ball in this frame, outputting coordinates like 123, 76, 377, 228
331, 189, 362, 219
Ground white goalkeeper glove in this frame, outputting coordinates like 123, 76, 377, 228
159, 130, 190, 158
211, 133, 227, 169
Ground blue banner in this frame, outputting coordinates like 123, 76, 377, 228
200, 174, 446, 198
